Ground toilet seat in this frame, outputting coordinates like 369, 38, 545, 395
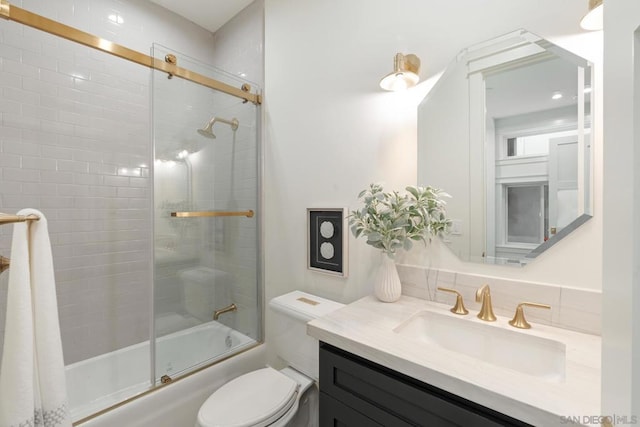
197, 367, 298, 427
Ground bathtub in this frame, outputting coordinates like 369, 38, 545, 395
66, 321, 264, 426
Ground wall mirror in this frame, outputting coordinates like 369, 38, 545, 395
418, 29, 593, 266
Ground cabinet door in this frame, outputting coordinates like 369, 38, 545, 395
320, 392, 385, 427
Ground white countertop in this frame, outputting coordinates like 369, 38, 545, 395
307, 295, 601, 427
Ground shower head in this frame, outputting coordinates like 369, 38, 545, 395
197, 120, 216, 139
197, 116, 239, 139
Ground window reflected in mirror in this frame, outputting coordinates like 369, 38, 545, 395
506, 136, 549, 157
506, 184, 548, 245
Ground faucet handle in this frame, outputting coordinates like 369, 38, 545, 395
437, 287, 469, 315
508, 302, 551, 329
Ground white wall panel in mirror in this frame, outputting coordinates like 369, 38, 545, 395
418, 29, 592, 266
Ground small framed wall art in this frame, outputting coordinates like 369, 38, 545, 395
307, 208, 348, 277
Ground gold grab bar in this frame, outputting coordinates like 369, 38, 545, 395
0, 213, 40, 225
171, 210, 254, 218
0, 0, 261, 105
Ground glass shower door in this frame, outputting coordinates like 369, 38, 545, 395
152, 44, 261, 383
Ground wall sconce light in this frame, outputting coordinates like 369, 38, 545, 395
580, 0, 603, 31
380, 53, 421, 91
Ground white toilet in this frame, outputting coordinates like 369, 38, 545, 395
196, 290, 344, 427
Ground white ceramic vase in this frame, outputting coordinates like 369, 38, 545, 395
374, 254, 402, 303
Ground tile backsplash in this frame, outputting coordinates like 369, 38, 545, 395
397, 264, 601, 336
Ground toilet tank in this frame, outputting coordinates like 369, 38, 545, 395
269, 291, 344, 380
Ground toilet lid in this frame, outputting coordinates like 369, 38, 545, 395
198, 367, 298, 427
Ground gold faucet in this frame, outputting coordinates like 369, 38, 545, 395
508, 302, 551, 329
213, 303, 237, 320
437, 287, 469, 315
475, 284, 496, 322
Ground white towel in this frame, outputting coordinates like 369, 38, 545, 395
0, 209, 71, 427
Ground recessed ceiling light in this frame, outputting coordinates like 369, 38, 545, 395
552, 92, 563, 100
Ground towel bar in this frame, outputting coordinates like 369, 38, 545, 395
0, 213, 40, 272
170, 210, 254, 218
0, 213, 40, 225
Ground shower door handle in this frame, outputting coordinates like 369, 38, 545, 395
170, 210, 254, 218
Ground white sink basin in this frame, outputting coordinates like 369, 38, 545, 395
393, 310, 566, 382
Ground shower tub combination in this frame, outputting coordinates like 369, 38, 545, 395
0, 2, 263, 425
62, 47, 263, 422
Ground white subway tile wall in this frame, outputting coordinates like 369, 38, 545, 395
396, 264, 602, 335
0, 0, 263, 364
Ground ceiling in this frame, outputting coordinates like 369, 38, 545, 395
486, 56, 585, 120
149, 0, 253, 33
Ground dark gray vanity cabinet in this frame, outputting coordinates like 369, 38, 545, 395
319, 342, 532, 427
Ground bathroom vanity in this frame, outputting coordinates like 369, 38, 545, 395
319, 342, 529, 426
307, 295, 601, 426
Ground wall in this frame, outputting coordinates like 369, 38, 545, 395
210, 0, 264, 88
418, 57, 470, 260
263, 0, 603, 366
0, 0, 262, 364
602, 0, 640, 418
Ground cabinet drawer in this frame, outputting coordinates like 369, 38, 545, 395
320, 392, 385, 427
319, 342, 530, 427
